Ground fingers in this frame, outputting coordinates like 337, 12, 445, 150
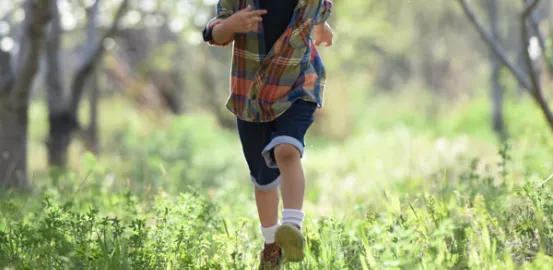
243, 16, 261, 31
246, 21, 258, 32
247, 24, 258, 32
208, 19, 223, 28
244, 9, 266, 29
240, 5, 253, 12
231, 5, 266, 33
250, 16, 263, 23
245, 12, 263, 28
239, 5, 267, 16
246, 9, 268, 17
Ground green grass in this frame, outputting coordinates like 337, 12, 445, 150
2, 93, 553, 269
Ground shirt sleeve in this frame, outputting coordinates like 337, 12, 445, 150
314, 0, 333, 25
206, 0, 236, 47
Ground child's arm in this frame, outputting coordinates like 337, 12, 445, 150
204, 3, 267, 47
208, 19, 233, 46
203, 0, 234, 46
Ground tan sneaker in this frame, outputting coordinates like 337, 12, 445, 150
275, 223, 305, 262
258, 243, 282, 270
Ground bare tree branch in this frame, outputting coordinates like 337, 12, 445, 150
529, 18, 548, 61
69, 0, 128, 115
523, 0, 553, 75
521, 0, 541, 92
519, 0, 553, 131
10, 0, 53, 106
458, 0, 553, 132
522, 0, 540, 16
457, 0, 532, 90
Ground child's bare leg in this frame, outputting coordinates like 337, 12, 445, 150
274, 144, 305, 210
273, 144, 306, 262
255, 187, 279, 228
258, 100, 315, 262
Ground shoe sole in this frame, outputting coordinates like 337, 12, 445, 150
275, 224, 304, 262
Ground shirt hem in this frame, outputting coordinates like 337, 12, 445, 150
226, 95, 321, 123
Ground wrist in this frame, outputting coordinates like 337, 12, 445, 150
217, 20, 235, 35
212, 20, 235, 44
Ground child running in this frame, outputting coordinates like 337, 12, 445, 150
202, 0, 333, 268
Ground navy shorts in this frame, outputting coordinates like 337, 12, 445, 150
237, 100, 317, 191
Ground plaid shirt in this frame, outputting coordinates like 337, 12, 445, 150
206, 0, 332, 122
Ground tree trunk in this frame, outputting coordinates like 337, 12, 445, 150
45, 0, 77, 167
86, 72, 100, 154
84, 0, 101, 155
490, 60, 505, 136
0, 102, 29, 189
0, 0, 52, 189
46, 112, 78, 167
485, 0, 506, 138
45, 0, 127, 168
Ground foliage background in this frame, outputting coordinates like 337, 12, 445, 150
2, 0, 553, 269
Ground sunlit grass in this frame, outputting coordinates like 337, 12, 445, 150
3, 93, 553, 269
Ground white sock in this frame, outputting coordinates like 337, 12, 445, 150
282, 209, 305, 228
260, 222, 280, 244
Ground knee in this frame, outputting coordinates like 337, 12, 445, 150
274, 144, 300, 164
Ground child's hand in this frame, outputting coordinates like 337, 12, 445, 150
209, 19, 223, 28
314, 22, 333, 47
225, 5, 267, 33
